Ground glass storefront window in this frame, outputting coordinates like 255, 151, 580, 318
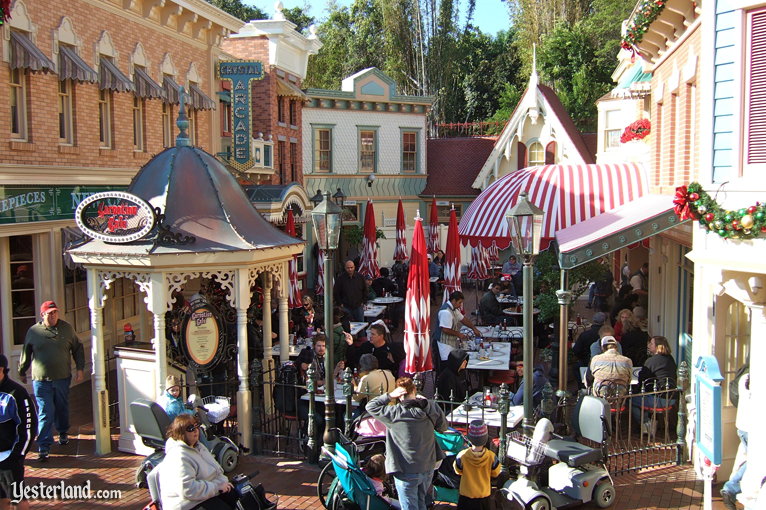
10, 235, 36, 345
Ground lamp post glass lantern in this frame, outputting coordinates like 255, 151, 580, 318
505, 191, 544, 435
310, 192, 342, 453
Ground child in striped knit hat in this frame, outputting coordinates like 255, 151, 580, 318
454, 420, 502, 510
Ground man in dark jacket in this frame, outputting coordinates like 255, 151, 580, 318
334, 260, 368, 322
366, 377, 447, 510
0, 354, 37, 510
436, 349, 469, 401
572, 312, 607, 371
479, 283, 505, 325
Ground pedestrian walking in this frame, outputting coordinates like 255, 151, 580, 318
18, 301, 84, 461
366, 377, 448, 510
0, 354, 37, 510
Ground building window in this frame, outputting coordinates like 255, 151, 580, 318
313, 127, 332, 172
437, 203, 462, 222
528, 141, 544, 166
278, 141, 286, 183
10, 235, 36, 345
278, 97, 285, 123
58, 79, 74, 144
221, 100, 231, 135
402, 131, 418, 172
359, 129, 377, 172
188, 109, 197, 145
109, 277, 139, 322
9, 67, 28, 140
604, 110, 621, 149
98, 89, 113, 148
63, 264, 89, 334
133, 96, 145, 151
290, 142, 297, 182
289, 99, 297, 126
162, 102, 173, 148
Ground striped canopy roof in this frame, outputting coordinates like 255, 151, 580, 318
458, 163, 648, 249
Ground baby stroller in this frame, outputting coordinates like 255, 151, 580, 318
432, 429, 466, 505
131, 398, 240, 488
321, 442, 398, 510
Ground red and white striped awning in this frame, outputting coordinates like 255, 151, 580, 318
458, 163, 648, 249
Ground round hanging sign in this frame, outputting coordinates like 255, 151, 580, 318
75, 191, 155, 243
183, 304, 222, 367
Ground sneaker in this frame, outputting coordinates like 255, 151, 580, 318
38, 450, 49, 462
58, 433, 69, 445
720, 490, 737, 510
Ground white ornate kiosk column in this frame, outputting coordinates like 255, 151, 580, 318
87, 267, 110, 455
151, 272, 169, 398
278, 261, 290, 363
262, 272, 273, 356
235, 267, 252, 452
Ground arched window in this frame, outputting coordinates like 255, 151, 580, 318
528, 141, 545, 166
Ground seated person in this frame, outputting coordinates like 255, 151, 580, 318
436, 348, 469, 401
364, 275, 377, 301
354, 354, 396, 404
428, 254, 442, 301
588, 325, 623, 360
632, 336, 678, 429
294, 296, 321, 338
158, 375, 194, 421
363, 454, 401, 509
501, 255, 521, 276
159, 414, 235, 510
329, 307, 354, 368
586, 336, 633, 398
508, 362, 549, 407
479, 282, 505, 325
372, 268, 398, 297
354, 322, 405, 377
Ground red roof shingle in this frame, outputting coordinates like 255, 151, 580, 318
423, 136, 498, 196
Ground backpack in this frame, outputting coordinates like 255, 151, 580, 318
730, 363, 749, 408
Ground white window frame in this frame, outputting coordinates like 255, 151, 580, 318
133, 96, 145, 151
58, 79, 74, 145
402, 130, 418, 172
98, 88, 113, 149
162, 102, 173, 148
604, 109, 621, 150
528, 141, 545, 166
9, 65, 28, 141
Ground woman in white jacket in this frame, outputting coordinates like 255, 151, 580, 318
160, 414, 234, 510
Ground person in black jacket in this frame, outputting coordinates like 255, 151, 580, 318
436, 349, 469, 401
478, 283, 505, 325
0, 354, 37, 510
572, 312, 608, 371
334, 260, 368, 322
632, 336, 677, 429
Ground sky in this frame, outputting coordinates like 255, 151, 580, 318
247, 0, 511, 36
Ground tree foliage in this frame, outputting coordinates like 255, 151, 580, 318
281, 6, 316, 34
206, 0, 266, 21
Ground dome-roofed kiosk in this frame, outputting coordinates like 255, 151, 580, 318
69, 94, 303, 455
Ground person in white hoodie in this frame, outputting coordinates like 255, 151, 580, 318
160, 414, 234, 510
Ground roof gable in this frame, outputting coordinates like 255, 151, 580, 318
423, 137, 497, 196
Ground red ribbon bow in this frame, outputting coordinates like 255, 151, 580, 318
673, 185, 693, 221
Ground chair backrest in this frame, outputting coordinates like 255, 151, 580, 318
572, 395, 610, 444
325, 443, 391, 510
131, 399, 172, 447
147, 462, 163, 505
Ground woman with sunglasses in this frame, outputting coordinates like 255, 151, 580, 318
160, 414, 235, 510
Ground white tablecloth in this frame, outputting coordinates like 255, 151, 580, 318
465, 342, 511, 370
447, 401, 524, 428
371, 296, 404, 304
300, 385, 358, 406
364, 305, 386, 319
350, 322, 368, 336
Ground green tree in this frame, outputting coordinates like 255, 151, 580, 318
282, 6, 316, 34
206, 0, 266, 21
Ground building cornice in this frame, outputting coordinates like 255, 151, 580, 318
0, 164, 138, 185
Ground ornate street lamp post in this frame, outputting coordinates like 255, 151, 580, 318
311, 192, 342, 453
505, 191, 544, 435
332, 188, 346, 263
310, 190, 324, 207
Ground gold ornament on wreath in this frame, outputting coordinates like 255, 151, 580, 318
674, 182, 766, 239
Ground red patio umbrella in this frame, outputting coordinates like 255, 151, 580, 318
358, 200, 380, 279
442, 207, 461, 304
393, 199, 408, 261
428, 197, 440, 254
285, 209, 302, 309
315, 248, 325, 295
404, 212, 433, 374
466, 245, 489, 280
488, 241, 499, 262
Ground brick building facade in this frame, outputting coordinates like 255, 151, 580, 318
0, 0, 241, 374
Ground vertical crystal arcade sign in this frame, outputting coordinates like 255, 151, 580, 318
217, 60, 264, 171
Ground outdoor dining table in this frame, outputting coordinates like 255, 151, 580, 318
363, 304, 387, 320
270, 344, 302, 358
371, 296, 404, 305
471, 325, 524, 340
300, 385, 359, 406
446, 395, 524, 428
349, 321, 369, 336
503, 307, 540, 316
465, 341, 512, 370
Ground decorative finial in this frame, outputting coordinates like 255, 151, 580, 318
273, 1, 285, 20
530, 44, 539, 87
308, 24, 318, 39
415, 209, 422, 221
176, 85, 191, 147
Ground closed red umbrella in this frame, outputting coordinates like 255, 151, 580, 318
404, 212, 433, 374
466, 245, 489, 280
359, 200, 380, 279
285, 209, 302, 309
488, 241, 499, 262
393, 199, 407, 261
442, 207, 461, 304
316, 248, 325, 295
428, 197, 440, 254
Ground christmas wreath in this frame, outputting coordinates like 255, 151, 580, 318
674, 182, 766, 239
621, 0, 667, 51
1, 0, 12, 25
620, 119, 651, 143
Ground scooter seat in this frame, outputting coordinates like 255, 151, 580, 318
545, 439, 603, 467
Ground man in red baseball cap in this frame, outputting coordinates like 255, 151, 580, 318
18, 300, 84, 462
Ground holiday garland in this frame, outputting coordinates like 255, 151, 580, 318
620, 119, 651, 143
674, 182, 766, 239
1, 0, 12, 25
621, 0, 667, 50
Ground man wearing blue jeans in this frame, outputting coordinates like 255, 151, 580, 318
367, 377, 447, 510
721, 371, 751, 510
18, 301, 84, 462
